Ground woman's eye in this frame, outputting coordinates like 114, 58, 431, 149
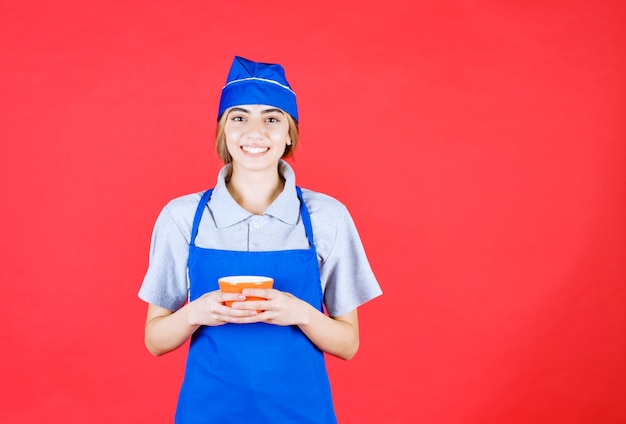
231, 116, 245, 122
265, 116, 279, 123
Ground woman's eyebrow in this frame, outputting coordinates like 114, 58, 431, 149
261, 108, 285, 115
229, 107, 250, 114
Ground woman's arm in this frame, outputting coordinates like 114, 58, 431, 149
144, 303, 198, 357
144, 291, 257, 356
146, 288, 360, 359
229, 289, 360, 360
299, 306, 359, 360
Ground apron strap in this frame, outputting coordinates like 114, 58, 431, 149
190, 189, 213, 247
296, 186, 316, 249
191, 187, 315, 249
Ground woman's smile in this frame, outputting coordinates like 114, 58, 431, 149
241, 145, 270, 155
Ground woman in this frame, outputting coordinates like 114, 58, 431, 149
139, 56, 382, 423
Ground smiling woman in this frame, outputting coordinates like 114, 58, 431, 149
138, 56, 382, 423
224, 105, 291, 177
216, 105, 299, 171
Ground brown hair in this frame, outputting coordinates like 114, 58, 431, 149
215, 107, 299, 164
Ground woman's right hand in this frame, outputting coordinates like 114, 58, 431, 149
187, 290, 258, 327
144, 290, 257, 356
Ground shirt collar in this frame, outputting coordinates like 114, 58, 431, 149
209, 160, 300, 228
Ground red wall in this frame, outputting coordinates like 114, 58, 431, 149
2, 1, 625, 423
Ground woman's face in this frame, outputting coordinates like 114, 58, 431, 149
224, 104, 291, 173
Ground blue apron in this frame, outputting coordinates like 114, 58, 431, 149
175, 187, 337, 424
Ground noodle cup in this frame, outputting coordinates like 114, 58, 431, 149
218, 276, 274, 309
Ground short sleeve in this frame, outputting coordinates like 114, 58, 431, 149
319, 207, 382, 317
138, 205, 191, 311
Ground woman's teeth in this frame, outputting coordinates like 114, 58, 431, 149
242, 146, 268, 154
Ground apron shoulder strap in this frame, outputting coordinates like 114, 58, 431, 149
190, 189, 214, 247
295, 186, 316, 249
192, 187, 315, 249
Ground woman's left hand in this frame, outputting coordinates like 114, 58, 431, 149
230, 288, 360, 360
229, 288, 312, 326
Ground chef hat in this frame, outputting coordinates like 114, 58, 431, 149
218, 56, 298, 122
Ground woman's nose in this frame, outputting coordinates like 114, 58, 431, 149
245, 118, 264, 139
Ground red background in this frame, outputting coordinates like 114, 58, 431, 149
2, 1, 625, 423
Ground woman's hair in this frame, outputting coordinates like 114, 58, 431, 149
215, 107, 299, 164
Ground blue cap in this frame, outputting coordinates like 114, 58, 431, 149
218, 56, 298, 122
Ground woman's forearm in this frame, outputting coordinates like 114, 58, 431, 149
298, 306, 359, 360
144, 303, 200, 356
145, 296, 360, 360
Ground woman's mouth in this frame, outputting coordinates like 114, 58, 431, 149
242, 146, 269, 155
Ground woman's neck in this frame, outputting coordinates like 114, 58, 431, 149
226, 164, 284, 215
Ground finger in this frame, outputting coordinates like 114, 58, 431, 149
228, 311, 271, 324
231, 300, 269, 311
215, 306, 258, 319
219, 293, 247, 303
241, 288, 274, 298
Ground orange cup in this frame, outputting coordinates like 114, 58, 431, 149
218, 276, 274, 310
